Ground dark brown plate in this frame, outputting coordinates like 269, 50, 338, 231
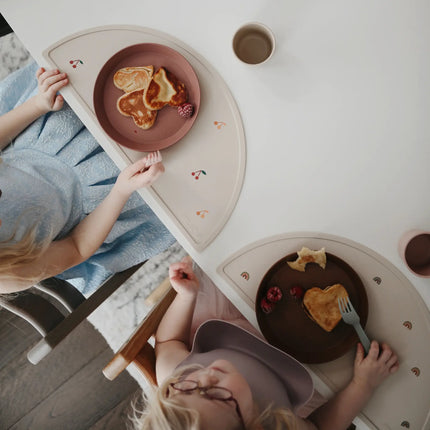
256, 252, 368, 363
93, 43, 200, 152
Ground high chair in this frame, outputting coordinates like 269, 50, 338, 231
0, 262, 145, 364
103, 276, 176, 386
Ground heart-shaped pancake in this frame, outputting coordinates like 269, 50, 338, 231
303, 284, 348, 332
117, 89, 158, 130
113, 66, 154, 93
144, 67, 187, 110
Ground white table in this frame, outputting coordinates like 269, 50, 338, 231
2, 1, 430, 428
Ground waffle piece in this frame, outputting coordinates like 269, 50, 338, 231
287, 247, 327, 272
143, 67, 187, 110
117, 89, 158, 130
113, 66, 154, 93
303, 284, 348, 332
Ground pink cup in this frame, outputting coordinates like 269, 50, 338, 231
399, 230, 430, 277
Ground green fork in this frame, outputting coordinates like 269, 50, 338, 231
338, 296, 371, 353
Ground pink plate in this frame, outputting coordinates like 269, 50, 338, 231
93, 43, 200, 152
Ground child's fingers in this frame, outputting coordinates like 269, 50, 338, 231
182, 256, 193, 266
40, 73, 68, 91
378, 343, 395, 363
35, 67, 45, 79
386, 354, 399, 371
37, 68, 61, 85
170, 261, 189, 273
389, 361, 400, 374
169, 262, 187, 280
146, 163, 164, 178
48, 78, 68, 95
170, 261, 194, 279
126, 155, 164, 176
379, 343, 399, 369
169, 261, 186, 272
366, 340, 380, 360
38, 70, 67, 92
135, 163, 164, 184
354, 342, 365, 365
125, 157, 150, 176
51, 94, 64, 111
128, 157, 146, 174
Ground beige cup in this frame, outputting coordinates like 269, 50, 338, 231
233, 22, 275, 65
399, 230, 430, 277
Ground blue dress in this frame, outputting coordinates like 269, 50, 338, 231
0, 62, 175, 295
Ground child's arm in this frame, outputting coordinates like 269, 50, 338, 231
0, 157, 164, 293
307, 341, 399, 430
0, 68, 68, 150
155, 257, 200, 384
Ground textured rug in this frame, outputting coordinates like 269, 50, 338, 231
87, 242, 186, 351
0, 32, 187, 386
0, 32, 32, 80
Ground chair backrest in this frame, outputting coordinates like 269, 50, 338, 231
0, 262, 145, 364
103, 277, 176, 386
0, 13, 13, 37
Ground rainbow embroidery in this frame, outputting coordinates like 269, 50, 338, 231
372, 276, 382, 285
403, 321, 412, 330
411, 367, 420, 377
240, 272, 250, 280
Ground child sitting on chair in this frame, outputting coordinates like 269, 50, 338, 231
133, 256, 399, 430
0, 62, 175, 295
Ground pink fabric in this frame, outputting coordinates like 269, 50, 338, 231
188, 265, 327, 423
189, 265, 262, 346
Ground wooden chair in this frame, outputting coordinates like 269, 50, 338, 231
0, 262, 145, 364
103, 276, 176, 386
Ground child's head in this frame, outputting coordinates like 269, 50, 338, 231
131, 364, 298, 430
0, 221, 51, 287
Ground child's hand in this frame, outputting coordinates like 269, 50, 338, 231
169, 256, 199, 299
114, 155, 165, 197
352, 341, 399, 393
34, 68, 68, 113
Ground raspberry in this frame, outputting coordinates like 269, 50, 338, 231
260, 297, 275, 314
178, 103, 194, 118
290, 285, 304, 300
266, 286, 282, 303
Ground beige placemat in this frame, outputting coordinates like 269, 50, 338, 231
218, 232, 430, 429
42, 25, 246, 251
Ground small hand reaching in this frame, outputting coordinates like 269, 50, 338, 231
169, 256, 199, 299
353, 341, 399, 393
34, 68, 69, 113
307, 340, 399, 429
114, 154, 165, 197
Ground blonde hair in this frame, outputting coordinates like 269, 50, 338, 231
0, 219, 52, 285
131, 365, 299, 430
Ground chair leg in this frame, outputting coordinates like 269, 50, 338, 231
132, 343, 157, 386
103, 286, 176, 382
27, 263, 145, 364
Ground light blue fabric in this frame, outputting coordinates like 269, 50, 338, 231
0, 61, 175, 295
